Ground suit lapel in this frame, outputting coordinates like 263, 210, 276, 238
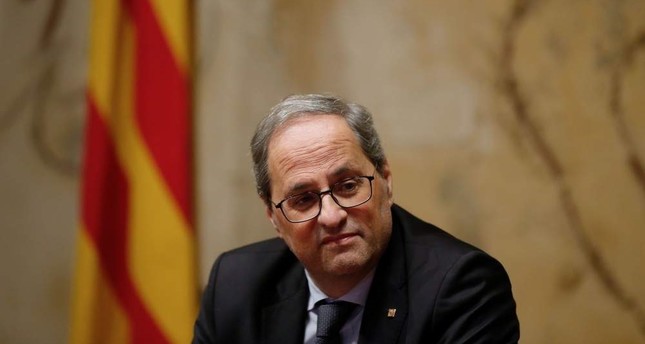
261, 265, 309, 344
359, 220, 408, 344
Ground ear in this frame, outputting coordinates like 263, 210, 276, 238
379, 160, 394, 206
265, 204, 282, 237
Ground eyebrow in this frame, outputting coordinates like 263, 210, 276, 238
284, 165, 359, 195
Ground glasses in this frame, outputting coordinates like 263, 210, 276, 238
272, 174, 376, 223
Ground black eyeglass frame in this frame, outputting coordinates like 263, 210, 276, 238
272, 175, 376, 223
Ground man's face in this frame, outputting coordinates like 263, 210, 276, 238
265, 114, 393, 288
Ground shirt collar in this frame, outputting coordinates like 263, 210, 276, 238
305, 269, 376, 311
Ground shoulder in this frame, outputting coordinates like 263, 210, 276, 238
391, 203, 513, 307
391, 205, 519, 342
218, 236, 289, 260
211, 237, 297, 282
200, 237, 304, 322
392, 204, 484, 260
194, 238, 306, 342
392, 204, 508, 280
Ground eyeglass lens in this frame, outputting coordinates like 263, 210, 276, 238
280, 176, 373, 223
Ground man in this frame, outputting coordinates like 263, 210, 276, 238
193, 94, 519, 343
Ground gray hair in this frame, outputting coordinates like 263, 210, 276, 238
251, 94, 387, 205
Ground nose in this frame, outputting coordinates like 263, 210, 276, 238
317, 193, 347, 230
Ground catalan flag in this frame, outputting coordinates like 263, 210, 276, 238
70, 0, 196, 343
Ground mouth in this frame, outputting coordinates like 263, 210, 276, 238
321, 233, 359, 246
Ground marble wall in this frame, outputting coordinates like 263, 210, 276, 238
0, 0, 643, 343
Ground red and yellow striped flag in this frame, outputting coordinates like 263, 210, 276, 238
70, 0, 196, 343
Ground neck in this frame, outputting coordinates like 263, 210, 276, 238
316, 280, 360, 299
309, 267, 373, 299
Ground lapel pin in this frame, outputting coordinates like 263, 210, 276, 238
387, 308, 397, 318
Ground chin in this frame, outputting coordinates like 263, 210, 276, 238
325, 252, 372, 276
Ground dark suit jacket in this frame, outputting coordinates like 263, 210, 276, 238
193, 204, 520, 343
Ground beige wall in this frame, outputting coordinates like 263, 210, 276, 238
1, 0, 644, 343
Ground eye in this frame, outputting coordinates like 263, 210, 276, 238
333, 178, 362, 196
286, 192, 318, 211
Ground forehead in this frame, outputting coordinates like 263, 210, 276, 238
267, 115, 370, 190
